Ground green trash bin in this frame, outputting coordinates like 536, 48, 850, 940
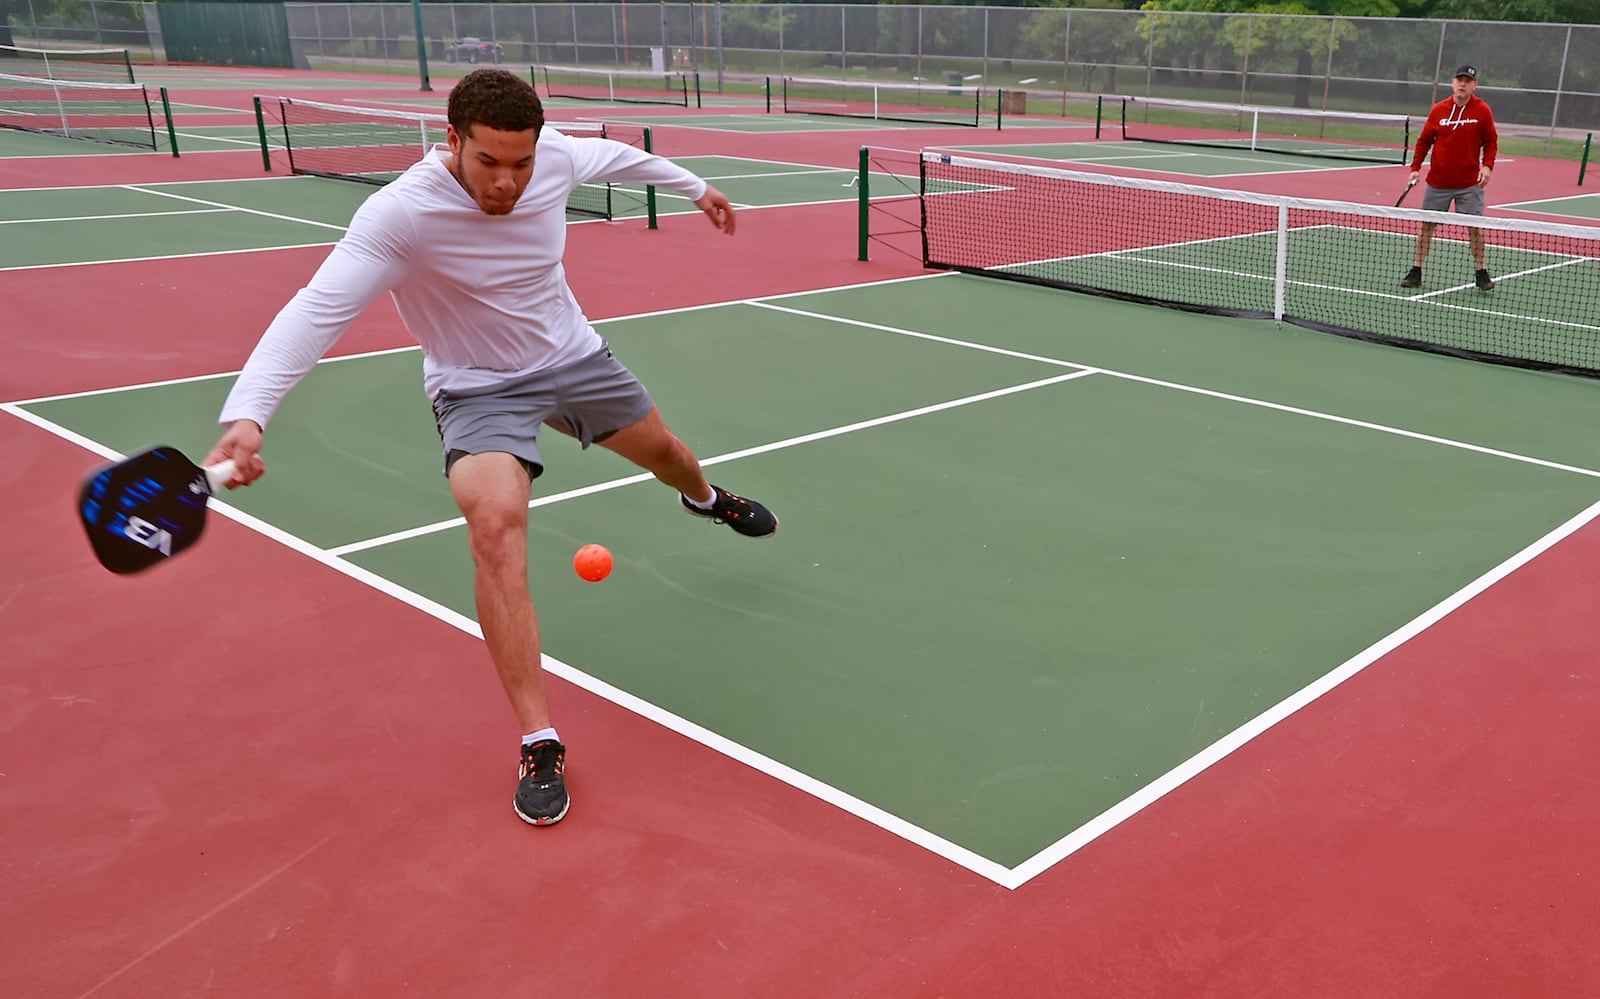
945, 70, 962, 95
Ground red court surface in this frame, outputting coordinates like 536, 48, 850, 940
5, 68, 1600, 997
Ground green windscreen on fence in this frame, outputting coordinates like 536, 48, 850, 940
159, 2, 300, 69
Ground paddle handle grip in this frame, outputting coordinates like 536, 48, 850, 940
204, 459, 237, 493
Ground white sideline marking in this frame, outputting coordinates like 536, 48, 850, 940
15, 277, 1600, 888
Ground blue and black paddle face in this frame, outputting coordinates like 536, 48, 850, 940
78, 446, 214, 574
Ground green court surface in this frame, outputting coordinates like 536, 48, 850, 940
0, 128, 149, 157
0, 178, 359, 268
0, 114, 263, 158
19, 274, 1600, 868
942, 139, 1394, 176
1502, 192, 1600, 221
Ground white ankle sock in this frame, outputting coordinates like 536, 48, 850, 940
522, 727, 559, 747
684, 489, 718, 511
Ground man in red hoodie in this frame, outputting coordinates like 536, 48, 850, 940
1401, 64, 1498, 292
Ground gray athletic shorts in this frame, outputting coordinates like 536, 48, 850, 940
430, 342, 654, 480
1421, 184, 1485, 215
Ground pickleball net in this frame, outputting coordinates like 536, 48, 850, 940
0, 43, 135, 83
782, 76, 985, 128
262, 96, 655, 222
917, 150, 1600, 375
0, 71, 158, 149
534, 65, 699, 108
1118, 95, 1414, 165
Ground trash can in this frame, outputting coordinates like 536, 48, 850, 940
650, 47, 665, 73
945, 70, 962, 95
1001, 90, 1026, 115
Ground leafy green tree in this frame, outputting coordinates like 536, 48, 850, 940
1015, 3, 1148, 93
1422, 0, 1599, 22
1139, 1, 1406, 106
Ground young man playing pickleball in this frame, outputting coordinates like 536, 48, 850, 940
1400, 64, 1499, 292
205, 69, 777, 827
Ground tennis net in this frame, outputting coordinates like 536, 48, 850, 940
1120, 96, 1413, 165
0, 72, 158, 149
0, 43, 134, 83
264, 97, 655, 222
919, 151, 1600, 376
782, 77, 985, 128
535, 65, 698, 108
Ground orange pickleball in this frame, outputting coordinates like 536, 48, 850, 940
573, 544, 613, 582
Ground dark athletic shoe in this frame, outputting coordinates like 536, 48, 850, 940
1400, 266, 1423, 289
1475, 269, 1496, 291
515, 740, 569, 826
681, 485, 778, 538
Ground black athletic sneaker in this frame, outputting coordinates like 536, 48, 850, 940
681, 485, 779, 538
515, 740, 569, 826
1400, 266, 1423, 288
1475, 269, 1496, 291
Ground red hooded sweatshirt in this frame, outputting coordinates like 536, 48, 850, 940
1411, 95, 1498, 190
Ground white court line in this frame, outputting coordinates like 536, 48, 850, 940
752, 301, 1600, 480
0, 175, 304, 194
0, 207, 231, 225
2, 397, 1025, 888
328, 370, 1096, 556
10, 345, 420, 407
0, 240, 338, 273
122, 184, 351, 231
1009, 495, 1600, 886
171, 131, 271, 149
958, 142, 1401, 179
13, 278, 1600, 887
167, 101, 260, 113
5, 272, 951, 407
1412, 256, 1592, 303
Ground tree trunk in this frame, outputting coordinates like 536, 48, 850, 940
0, 0, 17, 49
1294, 50, 1312, 108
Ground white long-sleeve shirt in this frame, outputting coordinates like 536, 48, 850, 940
219, 128, 708, 428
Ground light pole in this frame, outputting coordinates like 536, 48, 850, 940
412, 0, 432, 91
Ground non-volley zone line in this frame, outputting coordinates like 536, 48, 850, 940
327, 367, 1096, 555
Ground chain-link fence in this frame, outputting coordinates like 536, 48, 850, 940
7, 3, 1598, 137
4, 0, 160, 59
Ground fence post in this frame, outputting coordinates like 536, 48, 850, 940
1430, 21, 1446, 108
982, 9, 989, 87
1060, 10, 1071, 118
1320, 17, 1336, 114
1239, 15, 1251, 104
1549, 25, 1573, 157
1144, 11, 1153, 99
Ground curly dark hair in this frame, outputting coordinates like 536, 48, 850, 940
447, 68, 545, 136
